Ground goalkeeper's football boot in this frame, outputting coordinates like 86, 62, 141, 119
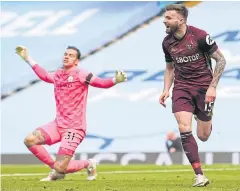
40, 169, 65, 181
193, 174, 209, 187
86, 158, 98, 181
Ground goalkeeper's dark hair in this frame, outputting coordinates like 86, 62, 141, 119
165, 4, 189, 21
67, 46, 81, 59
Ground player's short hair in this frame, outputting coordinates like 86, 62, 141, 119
67, 46, 81, 59
165, 4, 188, 21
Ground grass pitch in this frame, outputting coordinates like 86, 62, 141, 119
1, 164, 240, 191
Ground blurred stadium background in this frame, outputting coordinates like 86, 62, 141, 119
1, 1, 240, 166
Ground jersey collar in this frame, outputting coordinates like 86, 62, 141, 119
173, 25, 189, 41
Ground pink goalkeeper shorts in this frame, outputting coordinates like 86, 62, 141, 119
37, 121, 86, 156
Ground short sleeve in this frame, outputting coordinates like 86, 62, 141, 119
197, 30, 218, 55
162, 42, 173, 63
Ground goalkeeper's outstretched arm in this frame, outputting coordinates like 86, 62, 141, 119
15, 45, 54, 83
86, 70, 127, 88
31, 64, 54, 84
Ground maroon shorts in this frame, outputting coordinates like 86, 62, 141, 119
172, 88, 214, 121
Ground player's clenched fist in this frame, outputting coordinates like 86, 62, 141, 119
15, 45, 29, 61
205, 86, 216, 103
159, 91, 169, 108
115, 70, 127, 83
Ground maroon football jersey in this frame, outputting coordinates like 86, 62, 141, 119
162, 25, 218, 89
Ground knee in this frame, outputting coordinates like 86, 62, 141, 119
178, 124, 191, 132
54, 162, 67, 174
197, 121, 212, 142
197, 134, 209, 142
24, 134, 37, 147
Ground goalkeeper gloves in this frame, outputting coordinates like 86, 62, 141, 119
114, 70, 127, 83
15, 45, 29, 61
15, 45, 37, 67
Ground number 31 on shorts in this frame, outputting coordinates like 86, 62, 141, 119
65, 132, 76, 141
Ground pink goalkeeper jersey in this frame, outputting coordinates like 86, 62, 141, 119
32, 64, 115, 130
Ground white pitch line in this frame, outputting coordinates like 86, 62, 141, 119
1, 168, 240, 177
1, 173, 46, 177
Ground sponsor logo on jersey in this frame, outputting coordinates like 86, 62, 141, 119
175, 53, 200, 63
56, 83, 73, 88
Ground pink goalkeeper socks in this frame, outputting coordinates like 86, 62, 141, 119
65, 160, 89, 173
29, 145, 54, 169
29, 145, 89, 173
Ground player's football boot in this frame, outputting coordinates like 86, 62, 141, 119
86, 158, 98, 181
40, 169, 65, 181
192, 174, 209, 187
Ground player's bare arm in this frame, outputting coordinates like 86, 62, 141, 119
209, 49, 226, 88
205, 49, 226, 103
24, 130, 46, 148
163, 62, 174, 92
159, 62, 174, 107
54, 155, 72, 174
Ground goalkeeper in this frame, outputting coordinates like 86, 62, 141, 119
15, 45, 127, 181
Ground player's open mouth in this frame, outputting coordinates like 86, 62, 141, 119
166, 26, 170, 29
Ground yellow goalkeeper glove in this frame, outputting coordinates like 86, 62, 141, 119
15, 45, 29, 61
114, 70, 127, 83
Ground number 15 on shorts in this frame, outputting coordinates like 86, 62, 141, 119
204, 102, 214, 116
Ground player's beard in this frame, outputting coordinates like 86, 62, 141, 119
166, 22, 178, 34
167, 26, 178, 34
